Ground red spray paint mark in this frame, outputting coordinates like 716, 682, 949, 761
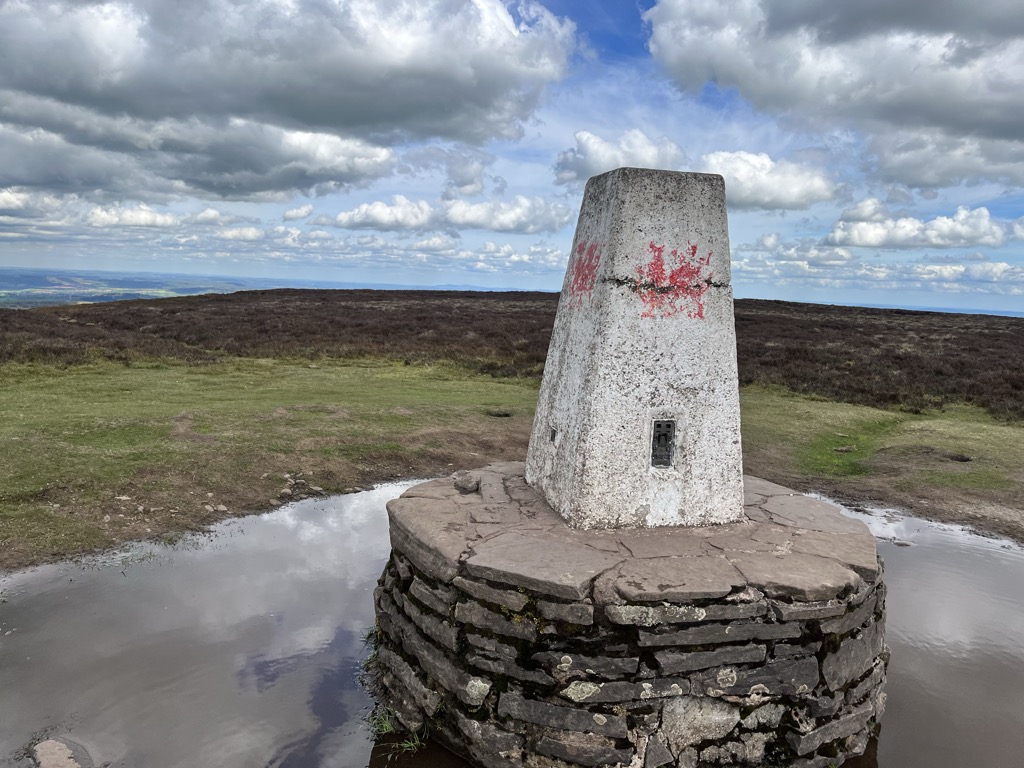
567, 241, 601, 308
634, 241, 713, 319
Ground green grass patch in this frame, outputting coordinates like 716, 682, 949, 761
3, 365, 1022, 571
741, 385, 1024, 524
740, 384, 907, 476
798, 416, 904, 478
0, 358, 538, 570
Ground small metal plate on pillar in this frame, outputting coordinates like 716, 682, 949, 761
651, 420, 675, 468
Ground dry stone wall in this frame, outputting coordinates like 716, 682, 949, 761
371, 463, 886, 768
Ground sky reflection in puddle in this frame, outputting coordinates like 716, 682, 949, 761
2, 486, 1023, 767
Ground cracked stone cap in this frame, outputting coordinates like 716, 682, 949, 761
387, 464, 880, 605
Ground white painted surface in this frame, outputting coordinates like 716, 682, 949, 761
526, 168, 743, 528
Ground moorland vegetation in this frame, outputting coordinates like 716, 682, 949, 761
1, 290, 1022, 570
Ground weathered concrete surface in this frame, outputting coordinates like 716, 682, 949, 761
525, 168, 744, 529
387, 463, 875, 605
375, 464, 887, 768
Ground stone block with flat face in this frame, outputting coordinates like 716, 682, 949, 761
526, 167, 743, 528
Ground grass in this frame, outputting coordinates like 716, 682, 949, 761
1, 289, 1022, 569
741, 386, 1024, 538
0, 358, 538, 570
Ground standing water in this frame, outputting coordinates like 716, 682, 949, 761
1, 485, 1023, 767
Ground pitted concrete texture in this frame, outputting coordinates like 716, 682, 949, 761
376, 464, 887, 768
526, 167, 744, 529
387, 464, 877, 605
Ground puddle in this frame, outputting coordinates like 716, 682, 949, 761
2, 487, 1023, 767
832, 501, 1024, 768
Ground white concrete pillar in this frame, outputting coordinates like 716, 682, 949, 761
526, 168, 744, 529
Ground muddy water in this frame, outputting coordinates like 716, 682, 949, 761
2, 487, 1023, 768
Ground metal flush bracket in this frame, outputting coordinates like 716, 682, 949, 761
651, 420, 675, 467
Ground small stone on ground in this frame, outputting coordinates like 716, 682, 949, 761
32, 740, 82, 768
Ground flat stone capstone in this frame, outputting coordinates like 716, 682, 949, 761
372, 463, 887, 768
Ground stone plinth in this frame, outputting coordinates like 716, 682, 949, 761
371, 464, 887, 768
526, 168, 743, 529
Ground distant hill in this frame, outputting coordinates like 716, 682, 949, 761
0, 267, 535, 308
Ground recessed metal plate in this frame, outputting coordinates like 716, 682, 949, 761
651, 420, 675, 467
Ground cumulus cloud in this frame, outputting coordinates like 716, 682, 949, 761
644, 0, 1024, 187
869, 130, 1024, 188
0, 1, 573, 141
828, 205, 1007, 248
334, 196, 438, 230
87, 203, 178, 227
735, 235, 1024, 295
0, 188, 31, 212
405, 146, 497, 199
698, 151, 836, 209
741, 235, 856, 267
283, 204, 314, 221
0, 0, 574, 200
552, 136, 833, 209
411, 234, 460, 252
443, 196, 573, 233
0, 187, 66, 219
839, 198, 891, 223
333, 195, 573, 234
195, 208, 225, 224
554, 129, 685, 185
214, 227, 264, 241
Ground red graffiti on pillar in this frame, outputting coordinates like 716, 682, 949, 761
567, 241, 601, 308
634, 241, 713, 319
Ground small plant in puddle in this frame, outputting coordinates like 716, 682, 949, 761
367, 705, 398, 738
389, 723, 429, 762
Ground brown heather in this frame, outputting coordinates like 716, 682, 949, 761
1, 290, 1022, 420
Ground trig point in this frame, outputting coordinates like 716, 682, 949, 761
527, 168, 743, 529
371, 168, 886, 768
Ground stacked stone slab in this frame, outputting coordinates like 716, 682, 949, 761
372, 463, 887, 768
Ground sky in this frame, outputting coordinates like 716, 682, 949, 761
1, 0, 1023, 312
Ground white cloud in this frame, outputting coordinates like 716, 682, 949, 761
644, 0, 1024, 187
334, 196, 438, 230
411, 234, 459, 252
828, 206, 1006, 248
283, 204, 314, 221
554, 129, 685, 185
698, 151, 836, 209
741, 236, 856, 267
0, 188, 31, 211
869, 130, 1024, 188
1013, 218, 1024, 240
735, 238, 1024, 295
839, 198, 890, 223
214, 227, 264, 241
443, 195, 573, 233
552, 139, 833, 209
333, 194, 572, 234
405, 146, 497, 199
0, 0, 575, 144
195, 208, 225, 224
87, 204, 178, 227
